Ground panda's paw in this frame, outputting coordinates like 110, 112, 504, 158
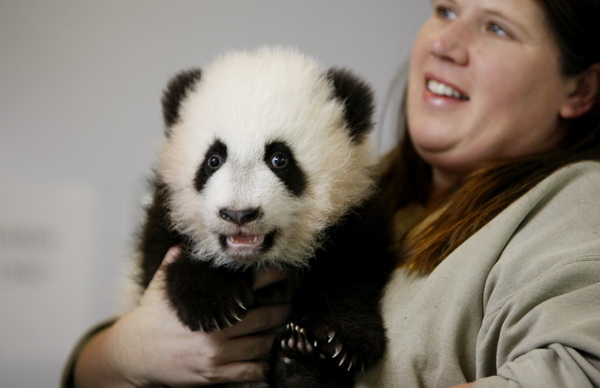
178, 290, 253, 332
285, 319, 382, 373
165, 259, 254, 332
279, 322, 360, 371
271, 324, 354, 388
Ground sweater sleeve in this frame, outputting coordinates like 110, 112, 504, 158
61, 318, 117, 388
474, 163, 600, 388
476, 257, 600, 388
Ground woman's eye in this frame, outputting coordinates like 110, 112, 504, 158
207, 154, 223, 169
435, 6, 456, 20
270, 152, 288, 169
487, 22, 509, 36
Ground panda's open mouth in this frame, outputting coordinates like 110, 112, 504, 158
219, 231, 275, 253
227, 234, 265, 248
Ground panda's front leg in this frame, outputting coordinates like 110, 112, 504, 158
164, 252, 254, 332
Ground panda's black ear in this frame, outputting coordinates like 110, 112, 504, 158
326, 68, 375, 143
161, 68, 202, 136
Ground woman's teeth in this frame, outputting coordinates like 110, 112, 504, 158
427, 79, 469, 100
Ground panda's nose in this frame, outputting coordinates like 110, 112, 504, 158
219, 208, 262, 225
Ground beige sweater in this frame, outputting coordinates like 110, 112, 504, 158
356, 161, 600, 388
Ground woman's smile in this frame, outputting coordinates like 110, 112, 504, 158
425, 77, 470, 102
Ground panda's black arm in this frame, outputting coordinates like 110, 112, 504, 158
137, 179, 186, 289
303, 190, 394, 312
136, 180, 257, 332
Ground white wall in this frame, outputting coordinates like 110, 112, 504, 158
0, 1, 429, 386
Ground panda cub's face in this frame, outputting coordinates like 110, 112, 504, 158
192, 137, 307, 263
158, 47, 375, 269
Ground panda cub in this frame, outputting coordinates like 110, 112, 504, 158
137, 47, 393, 387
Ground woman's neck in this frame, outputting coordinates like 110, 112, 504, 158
427, 168, 461, 207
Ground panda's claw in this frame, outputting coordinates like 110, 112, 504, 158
235, 298, 248, 311
327, 331, 336, 343
331, 343, 343, 358
231, 311, 243, 322
346, 357, 355, 372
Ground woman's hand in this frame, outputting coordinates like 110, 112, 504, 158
74, 246, 290, 387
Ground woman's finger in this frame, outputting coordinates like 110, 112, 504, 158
222, 304, 290, 339
140, 246, 182, 306
195, 361, 267, 385
211, 332, 277, 364
149, 246, 181, 285
253, 267, 288, 290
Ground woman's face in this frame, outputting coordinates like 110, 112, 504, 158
407, 0, 575, 177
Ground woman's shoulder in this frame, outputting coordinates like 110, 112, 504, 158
497, 159, 600, 258
498, 160, 600, 229
532, 160, 600, 198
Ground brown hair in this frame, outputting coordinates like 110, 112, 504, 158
381, 0, 600, 274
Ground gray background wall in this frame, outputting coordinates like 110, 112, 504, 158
0, 1, 429, 386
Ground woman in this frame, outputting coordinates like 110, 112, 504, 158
357, 0, 600, 385
64, 0, 600, 386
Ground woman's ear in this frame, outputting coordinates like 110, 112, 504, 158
560, 63, 600, 119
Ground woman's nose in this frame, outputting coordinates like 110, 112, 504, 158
430, 23, 469, 66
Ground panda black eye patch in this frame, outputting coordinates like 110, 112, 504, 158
195, 139, 227, 192
264, 141, 306, 197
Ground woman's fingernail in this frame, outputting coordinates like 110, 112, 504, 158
166, 246, 182, 261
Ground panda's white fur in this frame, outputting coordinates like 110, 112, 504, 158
158, 47, 377, 269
